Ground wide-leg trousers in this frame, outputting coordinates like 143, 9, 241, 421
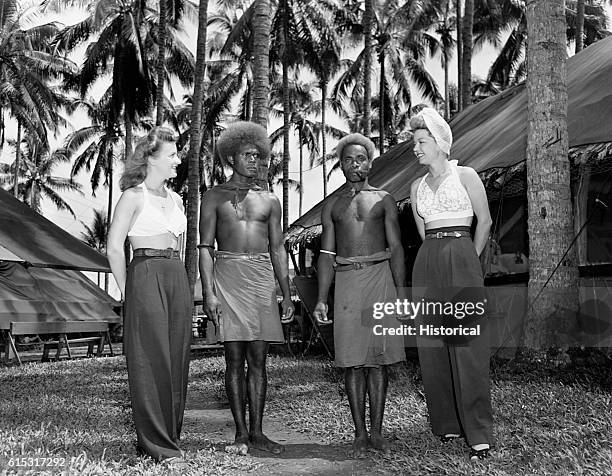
412, 228, 494, 446
124, 255, 192, 460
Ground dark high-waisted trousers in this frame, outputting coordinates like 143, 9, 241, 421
412, 226, 494, 446
124, 255, 192, 460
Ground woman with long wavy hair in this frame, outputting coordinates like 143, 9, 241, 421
107, 126, 190, 466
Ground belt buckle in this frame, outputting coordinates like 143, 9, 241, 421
454, 231, 462, 238
163, 249, 172, 258
353, 262, 364, 270
436, 231, 443, 239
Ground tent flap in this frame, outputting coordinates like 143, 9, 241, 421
0, 262, 120, 330
0, 187, 110, 272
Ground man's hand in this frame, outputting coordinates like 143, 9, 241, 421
313, 301, 332, 325
205, 294, 222, 328
280, 297, 295, 324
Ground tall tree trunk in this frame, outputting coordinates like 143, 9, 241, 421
209, 130, 216, 189
444, 51, 450, 120
575, 0, 585, 53
105, 149, 114, 293
155, 0, 167, 125
362, 0, 373, 137
298, 127, 303, 216
252, 0, 271, 189
523, 0, 577, 350
244, 81, 252, 121
252, 0, 271, 127
13, 121, 21, 197
29, 181, 37, 212
456, 0, 462, 111
321, 80, 328, 197
378, 50, 385, 153
1, 109, 5, 147
282, 1, 291, 232
124, 118, 133, 159
185, 0, 210, 294
123, 118, 133, 268
443, 0, 450, 120
461, 0, 473, 109
572, 161, 590, 265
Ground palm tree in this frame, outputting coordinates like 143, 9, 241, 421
184, 0, 211, 292
63, 96, 124, 229
575, 0, 585, 52
362, 0, 373, 137
266, 151, 300, 194
436, 0, 456, 119
0, 1, 75, 196
332, 1, 441, 150
156, 0, 169, 124
523, 0, 577, 350
269, 70, 320, 215
251, 0, 272, 127
153, 0, 197, 124
477, 0, 607, 93
268, 0, 340, 230
0, 134, 83, 216
49, 0, 154, 159
460, 0, 474, 109
299, 3, 343, 198
81, 209, 108, 286
456, 0, 462, 107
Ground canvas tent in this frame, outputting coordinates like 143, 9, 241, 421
0, 187, 119, 331
0, 186, 110, 272
286, 35, 612, 269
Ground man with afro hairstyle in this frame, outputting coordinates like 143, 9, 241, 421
314, 133, 406, 457
198, 121, 294, 456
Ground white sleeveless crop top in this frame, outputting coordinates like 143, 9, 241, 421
127, 183, 187, 237
416, 160, 473, 224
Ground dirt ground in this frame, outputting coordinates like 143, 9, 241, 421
183, 395, 379, 476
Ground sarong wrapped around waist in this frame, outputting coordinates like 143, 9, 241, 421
214, 251, 284, 343
333, 250, 405, 367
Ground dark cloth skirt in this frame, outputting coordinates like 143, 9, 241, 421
124, 254, 192, 460
412, 226, 494, 446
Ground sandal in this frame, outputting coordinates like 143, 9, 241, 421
469, 447, 490, 461
439, 434, 462, 443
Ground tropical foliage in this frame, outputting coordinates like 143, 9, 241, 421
0, 0, 609, 352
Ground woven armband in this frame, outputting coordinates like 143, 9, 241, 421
319, 249, 336, 256
197, 243, 215, 249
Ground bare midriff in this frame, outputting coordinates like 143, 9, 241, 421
425, 216, 472, 231
129, 232, 179, 251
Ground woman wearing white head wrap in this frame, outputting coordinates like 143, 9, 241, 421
408, 105, 495, 460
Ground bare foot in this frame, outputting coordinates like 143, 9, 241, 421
349, 436, 369, 458
225, 435, 249, 456
249, 433, 285, 454
369, 433, 391, 453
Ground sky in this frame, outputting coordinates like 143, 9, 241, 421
2, 2, 611, 244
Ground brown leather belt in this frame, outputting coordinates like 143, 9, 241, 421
334, 259, 388, 272
425, 230, 471, 240
133, 248, 180, 259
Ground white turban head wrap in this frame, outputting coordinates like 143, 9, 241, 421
415, 107, 453, 155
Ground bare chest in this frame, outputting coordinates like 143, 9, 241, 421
217, 190, 270, 223
332, 194, 384, 225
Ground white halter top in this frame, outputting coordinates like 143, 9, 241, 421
416, 160, 473, 224
127, 182, 187, 237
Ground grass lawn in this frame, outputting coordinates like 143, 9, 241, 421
0, 351, 611, 475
